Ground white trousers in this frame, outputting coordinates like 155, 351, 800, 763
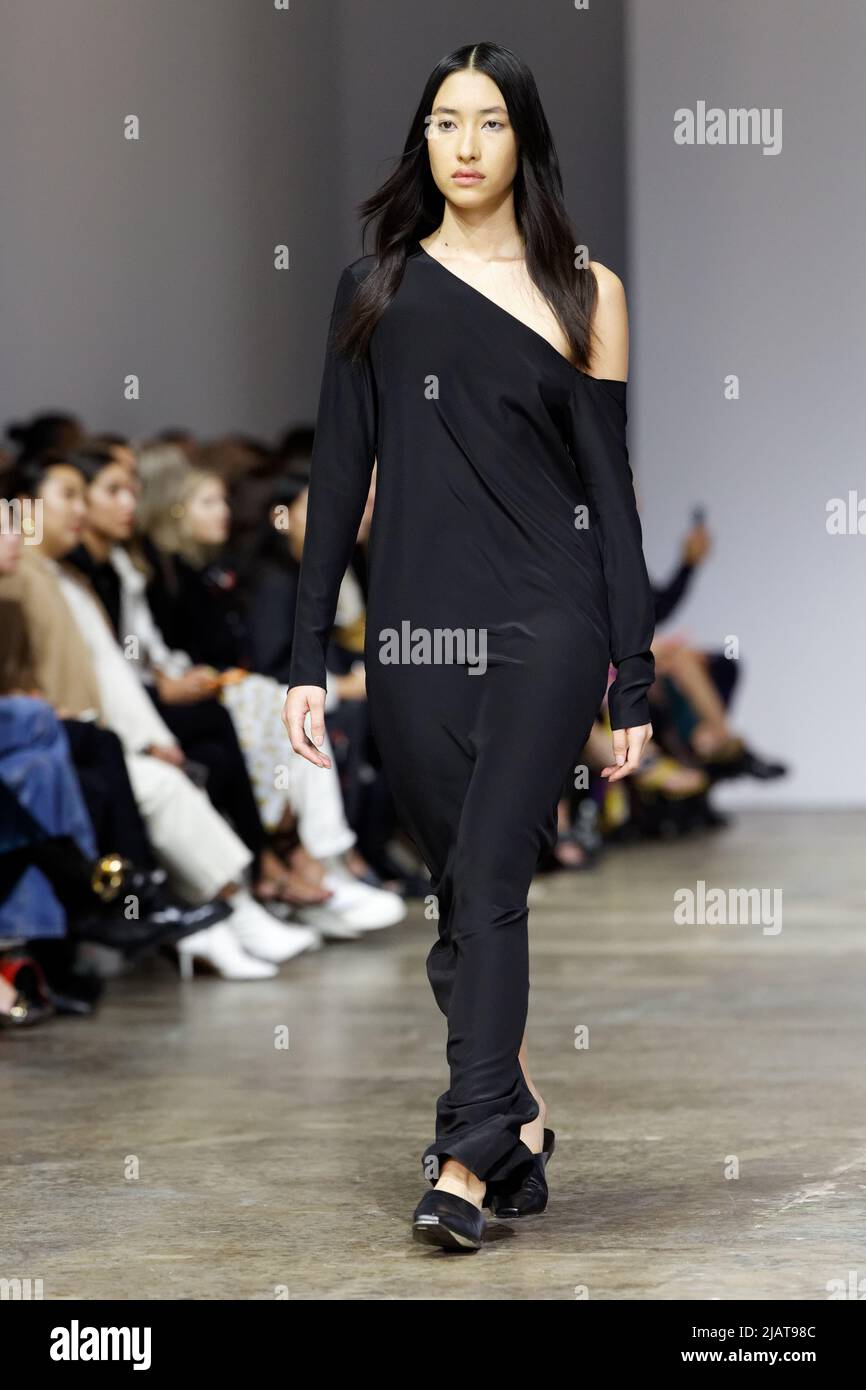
284, 724, 356, 859
124, 752, 251, 903
220, 674, 355, 858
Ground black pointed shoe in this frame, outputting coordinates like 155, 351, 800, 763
411, 1189, 486, 1252
488, 1128, 556, 1218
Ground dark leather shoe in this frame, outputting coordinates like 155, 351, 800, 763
488, 1128, 556, 1218
411, 1189, 485, 1252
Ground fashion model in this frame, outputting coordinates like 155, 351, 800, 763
282, 41, 656, 1252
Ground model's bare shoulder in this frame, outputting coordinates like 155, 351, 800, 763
587, 260, 628, 381
588, 259, 625, 298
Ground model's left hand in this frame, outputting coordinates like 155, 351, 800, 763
601, 723, 653, 781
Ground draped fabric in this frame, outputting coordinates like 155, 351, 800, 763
286, 245, 657, 1186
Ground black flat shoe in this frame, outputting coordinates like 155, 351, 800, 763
488, 1128, 556, 1218
411, 1189, 485, 1252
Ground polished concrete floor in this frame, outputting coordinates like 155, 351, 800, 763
3, 810, 865, 1301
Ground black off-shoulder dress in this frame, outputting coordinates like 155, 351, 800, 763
289, 241, 656, 1189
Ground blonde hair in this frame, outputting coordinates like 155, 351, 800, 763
136, 446, 224, 567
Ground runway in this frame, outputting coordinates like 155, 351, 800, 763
4, 810, 864, 1301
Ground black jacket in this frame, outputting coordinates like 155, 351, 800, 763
146, 548, 248, 671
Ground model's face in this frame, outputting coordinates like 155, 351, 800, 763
184, 476, 230, 545
425, 69, 518, 209
0, 529, 23, 575
36, 465, 87, 558
86, 462, 138, 542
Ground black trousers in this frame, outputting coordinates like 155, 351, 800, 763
61, 720, 153, 867
366, 643, 610, 1189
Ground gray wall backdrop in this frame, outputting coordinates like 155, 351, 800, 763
0, 0, 625, 438
628, 0, 865, 806
1, 1, 860, 805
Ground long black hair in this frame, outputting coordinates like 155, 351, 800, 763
337, 40, 599, 370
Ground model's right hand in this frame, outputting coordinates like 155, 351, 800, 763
282, 685, 332, 769
600, 723, 653, 782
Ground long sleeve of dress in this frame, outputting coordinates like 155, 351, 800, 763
566, 375, 656, 730
288, 264, 378, 691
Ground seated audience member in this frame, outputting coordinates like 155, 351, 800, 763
133, 449, 406, 934
0, 449, 320, 978
64, 442, 328, 909
0, 527, 226, 957
650, 515, 787, 782
201, 434, 287, 553
241, 467, 419, 891
5, 410, 86, 465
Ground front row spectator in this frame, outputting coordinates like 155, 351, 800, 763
0, 450, 320, 979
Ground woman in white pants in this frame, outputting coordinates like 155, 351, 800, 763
125, 448, 405, 938
2, 451, 319, 979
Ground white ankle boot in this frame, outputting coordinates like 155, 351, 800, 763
320, 870, 407, 931
225, 888, 320, 963
175, 923, 278, 980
